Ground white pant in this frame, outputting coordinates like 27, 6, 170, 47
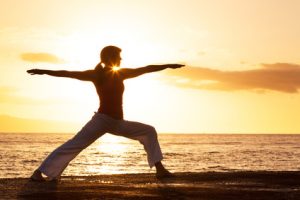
38, 113, 163, 178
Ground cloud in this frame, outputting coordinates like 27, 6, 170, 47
20, 52, 65, 64
162, 63, 300, 93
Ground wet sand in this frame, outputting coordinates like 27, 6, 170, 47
1, 172, 300, 199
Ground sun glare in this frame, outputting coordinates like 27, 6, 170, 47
96, 134, 128, 155
112, 66, 120, 71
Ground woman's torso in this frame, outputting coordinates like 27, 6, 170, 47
93, 68, 125, 120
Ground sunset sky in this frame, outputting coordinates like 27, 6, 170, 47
1, 0, 300, 133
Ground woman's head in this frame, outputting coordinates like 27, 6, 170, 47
100, 46, 122, 68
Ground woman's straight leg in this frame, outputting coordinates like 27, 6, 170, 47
38, 113, 111, 179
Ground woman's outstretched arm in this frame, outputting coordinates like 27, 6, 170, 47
121, 64, 184, 79
27, 69, 96, 81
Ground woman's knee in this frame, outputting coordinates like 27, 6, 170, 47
145, 125, 158, 139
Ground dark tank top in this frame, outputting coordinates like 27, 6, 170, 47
93, 68, 125, 120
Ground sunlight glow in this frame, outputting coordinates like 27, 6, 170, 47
1, 1, 300, 133
112, 66, 120, 71
97, 134, 129, 155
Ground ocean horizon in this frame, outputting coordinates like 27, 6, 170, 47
1, 132, 300, 178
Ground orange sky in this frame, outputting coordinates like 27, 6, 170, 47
1, 0, 300, 133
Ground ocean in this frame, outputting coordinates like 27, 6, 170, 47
0, 133, 299, 178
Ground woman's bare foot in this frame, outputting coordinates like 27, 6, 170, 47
30, 169, 46, 182
156, 168, 173, 179
155, 161, 174, 179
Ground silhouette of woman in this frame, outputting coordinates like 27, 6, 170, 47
28, 45, 184, 181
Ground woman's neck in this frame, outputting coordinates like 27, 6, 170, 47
104, 65, 113, 69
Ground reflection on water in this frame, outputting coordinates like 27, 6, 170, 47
1, 133, 300, 178
85, 134, 133, 174
96, 134, 129, 155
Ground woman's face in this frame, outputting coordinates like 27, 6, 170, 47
111, 53, 121, 67
116, 54, 122, 66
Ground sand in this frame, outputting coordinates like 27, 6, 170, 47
1, 171, 300, 200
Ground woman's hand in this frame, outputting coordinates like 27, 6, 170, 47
27, 69, 47, 75
165, 64, 185, 69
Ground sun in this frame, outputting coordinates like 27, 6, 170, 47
112, 66, 120, 71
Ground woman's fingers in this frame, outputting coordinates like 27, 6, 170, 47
27, 69, 42, 75
168, 64, 185, 69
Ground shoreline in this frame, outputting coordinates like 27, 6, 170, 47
1, 171, 300, 199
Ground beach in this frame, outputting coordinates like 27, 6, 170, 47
1, 172, 300, 200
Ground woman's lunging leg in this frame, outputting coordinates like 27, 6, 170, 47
113, 120, 172, 178
114, 121, 163, 167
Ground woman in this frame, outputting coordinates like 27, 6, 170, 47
27, 45, 184, 181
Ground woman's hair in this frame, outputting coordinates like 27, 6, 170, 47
99, 45, 121, 66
